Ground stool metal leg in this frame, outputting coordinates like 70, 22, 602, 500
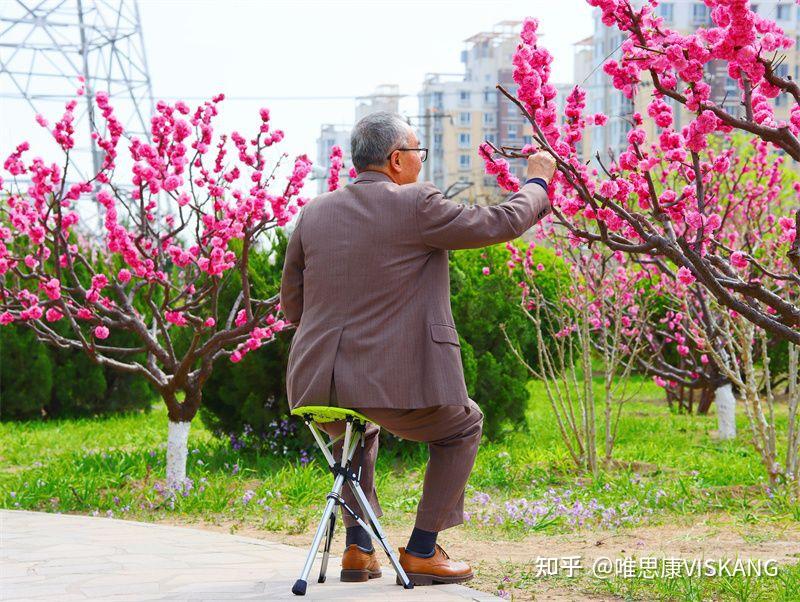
346, 477, 413, 589
292, 416, 414, 594
292, 421, 360, 596
317, 505, 336, 583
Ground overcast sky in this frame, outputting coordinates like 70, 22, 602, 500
1, 0, 595, 194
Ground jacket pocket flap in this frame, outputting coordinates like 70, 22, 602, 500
430, 323, 460, 346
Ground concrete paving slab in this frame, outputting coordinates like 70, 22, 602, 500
1, 510, 499, 601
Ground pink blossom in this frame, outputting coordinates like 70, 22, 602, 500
41, 278, 61, 300
677, 266, 696, 285
327, 145, 344, 192
94, 325, 110, 339
165, 310, 187, 326
478, 143, 520, 192
730, 251, 748, 269
45, 307, 63, 322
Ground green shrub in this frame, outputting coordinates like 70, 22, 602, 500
0, 320, 156, 420
197, 230, 313, 455
450, 241, 569, 439
0, 238, 156, 420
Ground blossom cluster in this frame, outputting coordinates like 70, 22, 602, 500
0, 84, 311, 360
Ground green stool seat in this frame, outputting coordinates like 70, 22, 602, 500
290, 405, 372, 424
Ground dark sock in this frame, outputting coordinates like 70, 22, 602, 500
405, 527, 437, 558
345, 525, 373, 552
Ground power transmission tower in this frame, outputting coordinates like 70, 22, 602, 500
1, 0, 154, 189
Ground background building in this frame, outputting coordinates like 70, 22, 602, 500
419, 22, 528, 205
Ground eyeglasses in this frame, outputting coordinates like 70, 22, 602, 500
387, 147, 428, 162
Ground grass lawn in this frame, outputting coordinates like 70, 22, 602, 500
2, 375, 799, 600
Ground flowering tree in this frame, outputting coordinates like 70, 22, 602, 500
682, 279, 800, 493
482, 4, 798, 344
480, 3, 799, 490
501, 238, 656, 474
0, 82, 311, 488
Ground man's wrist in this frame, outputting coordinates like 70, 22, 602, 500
524, 177, 549, 193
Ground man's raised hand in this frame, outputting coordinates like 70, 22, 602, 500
526, 151, 556, 184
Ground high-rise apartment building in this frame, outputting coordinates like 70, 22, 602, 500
419, 21, 540, 205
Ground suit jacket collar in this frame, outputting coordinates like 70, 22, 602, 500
353, 170, 394, 184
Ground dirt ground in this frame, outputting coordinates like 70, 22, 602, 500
156, 514, 800, 600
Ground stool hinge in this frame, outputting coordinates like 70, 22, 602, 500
329, 462, 358, 481
325, 492, 362, 524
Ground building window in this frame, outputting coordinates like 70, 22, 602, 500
459, 154, 471, 170
485, 133, 496, 145
434, 133, 442, 148
459, 133, 471, 148
751, 4, 758, 14
776, 94, 785, 107
523, 135, 532, 145
776, 64, 789, 78
433, 91, 443, 110
459, 90, 471, 105
459, 112, 471, 126
507, 123, 517, 139
483, 112, 495, 125
484, 89, 496, 105
657, 3, 673, 23
692, 3, 709, 24
776, 4, 790, 20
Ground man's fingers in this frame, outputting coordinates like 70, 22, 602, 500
526, 151, 557, 183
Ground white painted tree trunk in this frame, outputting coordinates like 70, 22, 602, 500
166, 421, 191, 490
715, 383, 737, 440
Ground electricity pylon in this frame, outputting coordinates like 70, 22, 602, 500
1, 0, 154, 181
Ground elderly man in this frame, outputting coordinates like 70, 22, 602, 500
280, 111, 554, 586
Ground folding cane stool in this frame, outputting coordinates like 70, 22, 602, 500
289, 405, 413, 595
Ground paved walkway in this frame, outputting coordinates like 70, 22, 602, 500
1, 510, 498, 601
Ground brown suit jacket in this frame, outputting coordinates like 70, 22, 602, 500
280, 170, 551, 410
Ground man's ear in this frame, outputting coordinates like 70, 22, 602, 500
387, 151, 402, 173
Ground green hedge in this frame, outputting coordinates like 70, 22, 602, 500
0, 235, 156, 420
1, 320, 156, 420
450, 241, 569, 439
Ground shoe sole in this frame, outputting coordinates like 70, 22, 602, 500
396, 572, 474, 586
341, 569, 382, 582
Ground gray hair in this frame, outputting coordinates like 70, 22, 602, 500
350, 111, 411, 171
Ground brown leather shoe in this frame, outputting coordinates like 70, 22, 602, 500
340, 544, 382, 582
397, 544, 474, 586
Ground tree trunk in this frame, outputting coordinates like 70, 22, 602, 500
697, 384, 715, 415
715, 383, 737, 440
162, 388, 202, 491
166, 420, 191, 490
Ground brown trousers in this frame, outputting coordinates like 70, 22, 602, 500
318, 381, 484, 532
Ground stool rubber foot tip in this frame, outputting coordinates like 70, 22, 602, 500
292, 579, 307, 595
318, 575, 326, 583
